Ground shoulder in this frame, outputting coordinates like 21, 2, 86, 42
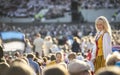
103, 32, 111, 40
33, 38, 37, 42
104, 32, 109, 35
47, 61, 56, 66
103, 32, 110, 37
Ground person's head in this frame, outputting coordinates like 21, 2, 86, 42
35, 52, 42, 59
56, 52, 63, 63
73, 37, 79, 42
0, 62, 10, 75
43, 65, 69, 75
5, 62, 35, 75
12, 58, 28, 65
45, 36, 52, 41
95, 66, 120, 75
106, 52, 120, 66
27, 53, 35, 59
50, 55, 56, 61
59, 62, 67, 70
14, 51, 21, 58
43, 57, 48, 63
35, 33, 41, 38
68, 59, 91, 75
0, 46, 3, 59
95, 16, 111, 36
68, 52, 76, 61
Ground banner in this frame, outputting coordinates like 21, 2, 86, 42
1, 31, 24, 40
0, 31, 25, 51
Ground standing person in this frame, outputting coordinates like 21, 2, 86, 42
68, 59, 91, 75
0, 46, 3, 59
95, 66, 120, 75
24, 39, 33, 54
33, 33, 44, 57
0, 46, 4, 63
71, 37, 81, 53
27, 53, 41, 75
55, 52, 67, 69
93, 16, 112, 72
43, 65, 69, 75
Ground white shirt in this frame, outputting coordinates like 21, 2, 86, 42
103, 32, 112, 59
43, 40, 53, 56
33, 37, 44, 56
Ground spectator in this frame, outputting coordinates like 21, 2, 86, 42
47, 54, 56, 66
106, 52, 120, 66
68, 52, 76, 63
24, 38, 33, 54
56, 52, 67, 68
68, 59, 91, 75
0, 46, 6, 63
71, 37, 81, 53
5, 62, 35, 75
43, 65, 69, 75
93, 16, 112, 72
27, 53, 41, 75
33, 33, 44, 57
0, 62, 10, 75
43, 36, 53, 56
95, 66, 120, 75
0, 46, 3, 59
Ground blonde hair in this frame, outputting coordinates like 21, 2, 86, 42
43, 65, 69, 75
95, 66, 120, 75
95, 16, 112, 37
6, 62, 35, 75
106, 52, 120, 66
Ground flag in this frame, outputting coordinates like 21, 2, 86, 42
0, 31, 25, 51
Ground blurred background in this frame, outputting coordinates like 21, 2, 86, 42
0, 0, 120, 52
0, 0, 120, 23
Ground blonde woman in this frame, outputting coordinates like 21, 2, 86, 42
92, 16, 112, 72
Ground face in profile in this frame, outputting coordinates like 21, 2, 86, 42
96, 19, 104, 31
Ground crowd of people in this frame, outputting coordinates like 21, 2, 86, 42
0, 0, 70, 18
0, 23, 96, 43
0, 43, 120, 75
0, 0, 120, 75
1, 0, 120, 18
79, 0, 120, 9
0, 16, 120, 75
